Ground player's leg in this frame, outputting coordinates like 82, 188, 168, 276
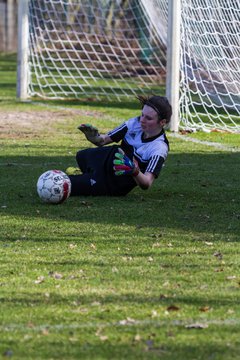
67, 147, 114, 196
70, 145, 136, 196
76, 147, 114, 173
66, 148, 99, 176
69, 172, 109, 196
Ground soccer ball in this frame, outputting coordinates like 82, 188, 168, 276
37, 170, 71, 204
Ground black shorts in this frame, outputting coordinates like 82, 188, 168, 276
69, 146, 136, 196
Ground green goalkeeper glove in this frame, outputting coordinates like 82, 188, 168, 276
78, 124, 104, 146
113, 149, 140, 177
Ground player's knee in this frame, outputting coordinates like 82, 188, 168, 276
76, 149, 87, 163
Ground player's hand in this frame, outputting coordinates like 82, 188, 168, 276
113, 148, 140, 176
78, 124, 104, 146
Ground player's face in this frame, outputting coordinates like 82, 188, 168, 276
140, 105, 162, 135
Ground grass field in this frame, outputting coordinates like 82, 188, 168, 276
0, 53, 240, 359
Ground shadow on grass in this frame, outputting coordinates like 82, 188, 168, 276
1, 337, 238, 360
0, 151, 239, 240
0, 289, 238, 308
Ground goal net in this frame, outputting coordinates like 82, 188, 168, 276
21, 0, 240, 132
27, 0, 167, 101
180, 0, 240, 133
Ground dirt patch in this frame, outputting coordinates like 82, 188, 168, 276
0, 108, 101, 139
0, 110, 68, 139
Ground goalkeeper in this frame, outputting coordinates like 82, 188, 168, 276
67, 95, 172, 196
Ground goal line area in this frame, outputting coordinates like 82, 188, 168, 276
1, 318, 240, 333
1, 103, 239, 155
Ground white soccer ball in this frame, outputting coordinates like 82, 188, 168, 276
37, 170, 71, 204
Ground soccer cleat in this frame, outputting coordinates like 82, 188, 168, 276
65, 167, 82, 176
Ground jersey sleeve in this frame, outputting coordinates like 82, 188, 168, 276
145, 155, 165, 178
108, 122, 128, 143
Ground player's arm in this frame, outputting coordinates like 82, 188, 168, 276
113, 148, 164, 190
132, 171, 155, 190
134, 152, 166, 189
113, 149, 155, 190
78, 122, 128, 147
78, 124, 113, 146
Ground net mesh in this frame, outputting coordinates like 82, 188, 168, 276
28, 0, 167, 100
180, 0, 240, 132
27, 0, 240, 132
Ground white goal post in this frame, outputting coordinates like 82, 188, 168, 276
17, 0, 29, 100
17, 0, 240, 133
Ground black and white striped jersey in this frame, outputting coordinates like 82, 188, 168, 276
108, 116, 169, 178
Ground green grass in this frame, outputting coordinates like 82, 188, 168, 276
0, 53, 240, 359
